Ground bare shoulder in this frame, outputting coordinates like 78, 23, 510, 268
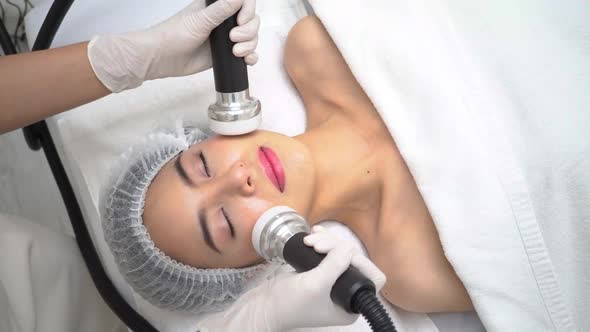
284, 16, 382, 129
284, 16, 333, 75
284, 16, 347, 103
284, 15, 357, 96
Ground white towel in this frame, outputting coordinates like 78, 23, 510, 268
309, 0, 589, 331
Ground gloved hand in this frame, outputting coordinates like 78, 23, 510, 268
196, 225, 386, 332
87, 0, 259, 93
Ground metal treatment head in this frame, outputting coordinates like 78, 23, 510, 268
207, 90, 261, 135
252, 206, 310, 263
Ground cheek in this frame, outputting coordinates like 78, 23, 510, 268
233, 198, 275, 257
239, 197, 274, 231
210, 139, 246, 161
227, 198, 274, 263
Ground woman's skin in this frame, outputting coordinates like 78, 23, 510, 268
143, 16, 473, 313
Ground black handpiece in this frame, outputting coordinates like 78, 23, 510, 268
205, 0, 249, 93
282, 232, 377, 313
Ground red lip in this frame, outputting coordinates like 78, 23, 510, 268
258, 147, 285, 193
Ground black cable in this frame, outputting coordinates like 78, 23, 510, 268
22, 0, 29, 43
21, 0, 159, 330
352, 289, 396, 332
0, 17, 16, 55
0, 2, 6, 23
31, 0, 72, 51
35, 121, 159, 332
24, 0, 78, 151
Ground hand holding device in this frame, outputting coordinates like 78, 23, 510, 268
196, 225, 386, 332
87, 0, 259, 93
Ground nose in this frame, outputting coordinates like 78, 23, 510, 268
221, 161, 256, 197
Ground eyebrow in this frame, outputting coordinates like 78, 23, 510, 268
174, 153, 221, 254
199, 208, 221, 254
174, 152, 194, 186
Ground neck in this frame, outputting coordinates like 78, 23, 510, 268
294, 117, 385, 233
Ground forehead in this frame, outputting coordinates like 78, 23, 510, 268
143, 153, 198, 224
141, 154, 211, 265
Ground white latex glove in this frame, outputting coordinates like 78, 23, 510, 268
87, 0, 259, 93
196, 226, 386, 332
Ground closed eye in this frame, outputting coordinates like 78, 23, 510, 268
221, 208, 235, 238
199, 151, 211, 177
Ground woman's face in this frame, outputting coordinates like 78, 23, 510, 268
142, 130, 315, 269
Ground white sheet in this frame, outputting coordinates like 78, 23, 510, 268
309, 0, 589, 331
0, 129, 70, 234
0, 213, 124, 332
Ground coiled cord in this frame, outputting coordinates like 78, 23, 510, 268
351, 288, 396, 332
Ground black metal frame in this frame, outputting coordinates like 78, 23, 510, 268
1, 1, 157, 331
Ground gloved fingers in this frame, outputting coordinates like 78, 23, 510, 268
230, 15, 260, 42
307, 235, 340, 254
233, 36, 258, 57
302, 225, 329, 245
314, 224, 332, 233
244, 52, 258, 65
237, 0, 256, 25
304, 226, 350, 254
313, 240, 338, 254
303, 232, 321, 247
351, 253, 387, 291
311, 225, 327, 233
304, 226, 384, 289
308, 242, 355, 285
196, 0, 243, 33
